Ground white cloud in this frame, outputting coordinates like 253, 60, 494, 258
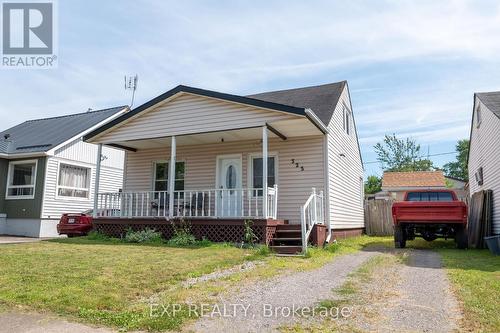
1, 0, 499, 172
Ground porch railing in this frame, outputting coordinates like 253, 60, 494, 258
96, 185, 278, 219
300, 187, 325, 253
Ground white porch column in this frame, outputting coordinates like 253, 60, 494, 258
262, 126, 268, 218
168, 136, 176, 218
93, 143, 103, 218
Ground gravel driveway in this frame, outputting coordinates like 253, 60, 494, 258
191, 251, 378, 332
384, 249, 462, 332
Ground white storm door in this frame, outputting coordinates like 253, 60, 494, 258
216, 156, 242, 217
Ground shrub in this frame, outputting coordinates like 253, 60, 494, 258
124, 228, 162, 243
167, 219, 197, 246
86, 230, 110, 241
241, 219, 258, 248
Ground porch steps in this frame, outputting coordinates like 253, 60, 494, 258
270, 224, 303, 255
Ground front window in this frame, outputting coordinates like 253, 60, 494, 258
251, 156, 276, 196
6, 160, 37, 199
57, 163, 91, 198
153, 162, 185, 192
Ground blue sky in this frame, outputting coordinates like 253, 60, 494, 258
1, 0, 500, 176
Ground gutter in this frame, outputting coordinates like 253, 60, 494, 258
0, 152, 47, 159
305, 108, 328, 134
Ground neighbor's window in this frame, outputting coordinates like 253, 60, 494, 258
57, 163, 91, 198
6, 160, 37, 199
153, 162, 185, 192
343, 104, 351, 135
476, 105, 482, 128
250, 156, 276, 196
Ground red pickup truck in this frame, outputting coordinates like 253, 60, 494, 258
392, 190, 468, 249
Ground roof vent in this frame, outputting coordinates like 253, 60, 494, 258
87, 108, 93, 112
3, 133, 10, 140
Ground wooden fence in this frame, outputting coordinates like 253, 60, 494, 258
364, 199, 394, 236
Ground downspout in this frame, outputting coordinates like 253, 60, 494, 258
323, 134, 332, 243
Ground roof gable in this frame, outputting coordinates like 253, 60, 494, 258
382, 171, 446, 188
84, 82, 347, 141
476, 92, 500, 119
89, 92, 303, 143
0, 106, 127, 155
85, 85, 308, 141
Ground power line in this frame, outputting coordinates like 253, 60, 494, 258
363, 151, 457, 165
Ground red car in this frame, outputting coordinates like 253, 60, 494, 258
392, 190, 468, 249
57, 213, 93, 237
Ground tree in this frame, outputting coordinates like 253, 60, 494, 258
443, 139, 469, 181
364, 175, 382, 194
374, 134, 434, 172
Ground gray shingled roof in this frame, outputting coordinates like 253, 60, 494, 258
476, 92, 500, 119
247, 81, 346, 125
0, 106, 127, 155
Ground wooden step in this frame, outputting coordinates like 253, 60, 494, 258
270, 245, 303, 255
275, 230, 301, 239
272, 237, 302, 246
272, 237, 302, 241
276, 224, 301, 231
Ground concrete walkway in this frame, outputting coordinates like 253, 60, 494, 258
0, 236, 43, 244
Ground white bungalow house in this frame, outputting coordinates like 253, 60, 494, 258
468, 91, 500, 235
84, 82, 364, 253
0, 106, 128, 237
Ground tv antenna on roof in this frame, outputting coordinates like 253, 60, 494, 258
124, 74, 138, 108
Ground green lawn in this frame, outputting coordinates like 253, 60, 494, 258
439, 246, 500, 332
2, 236, 496, 332
0, 239, 264, 331
0, 236, 375, 331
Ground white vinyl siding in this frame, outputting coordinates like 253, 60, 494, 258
96, 93, 300, 143
123, 136, 324, 224
326, 86, 365, 229
41, 140, 124, 219
469, 98, 500, 234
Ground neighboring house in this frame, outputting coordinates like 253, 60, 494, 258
83, 82, 365, 250
0, 106, 128, 237
377, 171, 446, 201
468, 91, 500, 235
444, 176, 467, 202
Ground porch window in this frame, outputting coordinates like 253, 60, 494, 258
153, 162, 185, 192
6, 160, 37, 199
250, 156, 276, 196
57, 163, 91, 198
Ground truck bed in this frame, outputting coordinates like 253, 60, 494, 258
392, 201, 467, 224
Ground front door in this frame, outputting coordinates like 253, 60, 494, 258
216, 156, 242, 217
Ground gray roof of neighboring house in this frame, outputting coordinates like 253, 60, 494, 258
247, 81, 347, 125
0, 106, 127, 155
476, 92, 500, 119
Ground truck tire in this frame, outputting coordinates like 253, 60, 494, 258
394, 225, 406, 248
455, 226, 468, 249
